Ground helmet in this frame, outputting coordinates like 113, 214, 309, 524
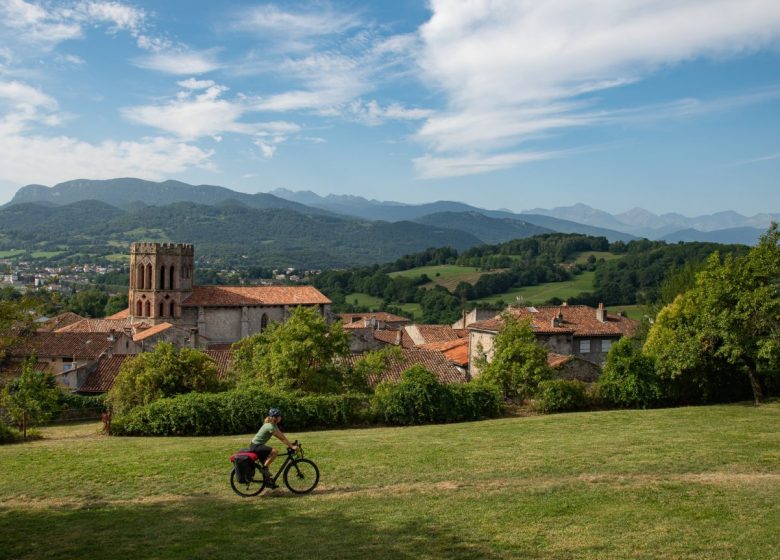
268, 407, 282, 417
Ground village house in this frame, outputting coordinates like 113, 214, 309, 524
467, 303, 638, 379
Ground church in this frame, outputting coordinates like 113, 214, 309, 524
126, 242, 332, 346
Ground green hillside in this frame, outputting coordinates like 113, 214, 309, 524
389, 264, 505, 291
475, 271, 596, 305
1, 403, 778, 559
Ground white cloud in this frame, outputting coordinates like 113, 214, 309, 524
413, 0, 780, 178
0, 132, 214, 186
0, 80, 60, 133
135, 48, 221, 75
177, 77, 216, 90
233, 3, 361, 38
413, 150, 564, 180
122, 81, 301, 160
348, 99, 432, 126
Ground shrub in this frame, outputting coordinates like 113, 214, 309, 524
599, 338, 662, 408
55, 392, 106, 420
112, 384, 370, 436
107, 342, 222, 414
371, 365, 503, 425
0, 422, 42, 444
534, 380, 588, 413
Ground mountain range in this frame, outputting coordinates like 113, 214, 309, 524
1, 178, 770, 268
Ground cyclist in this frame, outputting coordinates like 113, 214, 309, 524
250, 407, 298, 487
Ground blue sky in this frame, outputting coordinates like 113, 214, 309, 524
0, 0, 778, 215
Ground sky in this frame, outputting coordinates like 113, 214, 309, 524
0, 0, 779, 215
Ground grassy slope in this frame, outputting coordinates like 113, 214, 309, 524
1, 404, 779, 559
475, 271, 596, 305
343, 292, 422, 320
389, 265, 504, 291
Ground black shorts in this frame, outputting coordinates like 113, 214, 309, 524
249, 443, 272, 463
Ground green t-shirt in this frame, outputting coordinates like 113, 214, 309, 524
251, 422, 276, 446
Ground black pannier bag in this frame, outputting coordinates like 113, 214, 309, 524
233, 454, 255, 484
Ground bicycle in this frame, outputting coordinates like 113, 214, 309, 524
229, 440, 319, 497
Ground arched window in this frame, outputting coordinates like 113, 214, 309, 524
169, 266, 175, 289
145, 264, 152, 291
158, 302, 165, 317
136, 264, 145, 289
169, 302, 176, 317
261, 313, 269, 331
136, 300, 143, 316
144, 301, 151, 317
159, 266, 166, 290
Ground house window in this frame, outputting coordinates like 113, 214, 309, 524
145, 301, 151, 317
159, 265, 166, 289
159, 302, 165, 317
602, 339, 613, 353
169, 266, 175, 289
136, 300, 143, 316
579, 339, 591, 353
169, 302, 176, 317
261, 313, 269, 331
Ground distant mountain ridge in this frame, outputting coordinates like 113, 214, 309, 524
9, 178, 332, 216
526, 203, 779, 241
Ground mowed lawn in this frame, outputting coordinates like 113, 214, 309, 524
475, 271, 596, 305
1, 404, 779, 559
389, 265, 504, 291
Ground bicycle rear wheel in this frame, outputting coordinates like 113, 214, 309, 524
230, 466, 265, 497
283, 459, 319, 494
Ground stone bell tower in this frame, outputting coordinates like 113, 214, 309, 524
128, 243, 194, 324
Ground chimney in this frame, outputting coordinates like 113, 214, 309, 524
596, 303, 607, 323
395, 329, 402, 346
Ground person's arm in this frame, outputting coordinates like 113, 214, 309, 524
273, 427, 298, 449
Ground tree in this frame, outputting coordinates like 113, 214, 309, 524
350, 346, 403, 393
599, 338, 662, 408
107, 342, 220, 414
1, 357, 61, 440
66, 289, 109, 318
232, 306, 350, 393
476, 314, 553, 399
645, 224, 780, 405
104, 294, 129, 316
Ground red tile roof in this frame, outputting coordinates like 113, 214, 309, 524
132, 322, 173, 342
412, 324, 462, 345
182, 285, 331, 307
38, 312, 85, 332
78, 355, 130, 393
343, 319, 371, 330
342, 348, 466, 386
339, 312, 411, 324
547, 352, 574, 369
205, 349, 233, 380
7, 332, 114, 360
372, 328, 415, 348
420, 338, 470, 367
57, 317, 148, 333
105, 308, 130, 319
469, 305, 638, 337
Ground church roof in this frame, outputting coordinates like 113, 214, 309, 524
181, 285, 331, 307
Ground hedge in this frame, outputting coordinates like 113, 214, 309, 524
111, 386, 370, 436
112, 377, 504, 436
54, 392, 106, 421
533, 379, 588, 413
370, 367, 503, 425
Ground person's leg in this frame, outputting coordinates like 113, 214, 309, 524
263, 448, 278, 468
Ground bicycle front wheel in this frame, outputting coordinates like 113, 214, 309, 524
230, 466, 265, 497
283, 459, 319, 494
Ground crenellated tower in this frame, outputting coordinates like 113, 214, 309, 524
128, 242, 194, 324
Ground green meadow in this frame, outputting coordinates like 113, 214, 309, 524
475, 271, 596, 305
1, 403, 778, 559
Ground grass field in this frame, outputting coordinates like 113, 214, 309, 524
344, 293, 422, 320
475, 271, 596, 305
0, 249, 24, 258
389, 265, 504, 291
1, 404, 778, 559
569, 251, 622, 265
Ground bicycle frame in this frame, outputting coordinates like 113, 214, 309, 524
263, 451, 296, 484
